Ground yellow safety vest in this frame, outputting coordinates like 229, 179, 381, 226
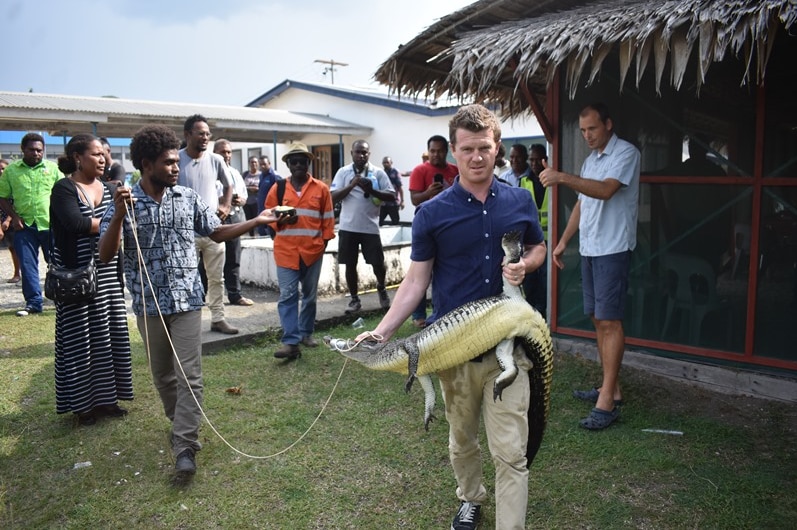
519, 176, 548, 240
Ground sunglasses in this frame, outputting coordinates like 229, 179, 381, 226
288, 156, 310, 166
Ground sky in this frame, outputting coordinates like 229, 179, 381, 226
3, 0, 475, 106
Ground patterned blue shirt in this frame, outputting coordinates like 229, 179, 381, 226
411, 177, 543, 323
100, 184, 221, 317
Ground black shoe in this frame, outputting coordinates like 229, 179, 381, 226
76, 411, 96, 426
273, 343, 301, 360
451, 501, 481, 530
345, 297, 361, 314
378, 288, 390, 309
175, 449, 196, 475
94, 404, 128, 418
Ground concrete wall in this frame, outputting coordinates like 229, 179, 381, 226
240, 226, 414, 295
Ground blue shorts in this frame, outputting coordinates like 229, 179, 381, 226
581, 251, 631, 321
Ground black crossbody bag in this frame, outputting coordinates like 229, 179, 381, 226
44, 181, 98, 305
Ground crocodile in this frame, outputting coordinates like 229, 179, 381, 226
325, 231, 553, 465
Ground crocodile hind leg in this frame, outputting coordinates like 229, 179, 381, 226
493, 338, 519, 401
417, 374, 437, 430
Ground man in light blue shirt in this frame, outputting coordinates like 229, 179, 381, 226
498, 143, 531, 186
539, 102, 640, 430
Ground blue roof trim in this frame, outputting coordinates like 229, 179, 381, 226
246, 79, 457, 117
0, 131, 128, 146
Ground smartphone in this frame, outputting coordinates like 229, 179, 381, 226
433, 173, 444, 184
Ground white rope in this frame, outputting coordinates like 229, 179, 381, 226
327, 332, 384, 352
122, 197, 348, 459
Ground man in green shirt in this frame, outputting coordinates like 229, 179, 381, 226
0, 133, 64, 315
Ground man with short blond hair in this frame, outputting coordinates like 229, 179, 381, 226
358, 104, 546, 530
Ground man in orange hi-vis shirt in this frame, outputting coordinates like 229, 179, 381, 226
266, 142, 335, 361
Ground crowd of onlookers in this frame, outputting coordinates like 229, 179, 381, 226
0, 101, 640, 530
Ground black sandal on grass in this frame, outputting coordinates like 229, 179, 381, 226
579, 407, 620, 430
76, 412, 96, 426
573, 387, 624, 407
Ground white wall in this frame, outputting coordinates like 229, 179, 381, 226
256, 87, 544, 222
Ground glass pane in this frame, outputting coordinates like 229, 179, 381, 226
651, 184, 750, 350
754, 188, 797, 360
554, 186, 591, 330
763, 29, 797, 178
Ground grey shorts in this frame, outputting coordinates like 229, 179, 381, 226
581, 251, 631, 321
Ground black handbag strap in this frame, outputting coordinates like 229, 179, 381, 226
72, 181, 98, 263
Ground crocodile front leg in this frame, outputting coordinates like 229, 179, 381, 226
493, 338, 519, 401
403, 340, 421, 393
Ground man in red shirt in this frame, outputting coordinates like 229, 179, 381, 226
407, 135, 459, 327
408, 135, 459, 206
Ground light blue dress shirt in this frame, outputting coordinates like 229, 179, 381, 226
578, 134, 641, 257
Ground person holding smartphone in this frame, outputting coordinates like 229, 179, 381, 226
407, 135, 459, 327
408, 135, 459, 206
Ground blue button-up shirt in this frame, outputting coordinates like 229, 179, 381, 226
100, 184, 221, 317
578, 134, 641, 256
411, 177, 543, 322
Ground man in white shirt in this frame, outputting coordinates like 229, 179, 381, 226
178, 115, 238, 334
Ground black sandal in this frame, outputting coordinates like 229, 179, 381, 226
95, 404, 128, 418
77, 411, 96, 426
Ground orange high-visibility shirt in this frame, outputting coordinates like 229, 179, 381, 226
265, 176, 335, 270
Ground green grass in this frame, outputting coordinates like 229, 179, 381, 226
1, 308, 796, 529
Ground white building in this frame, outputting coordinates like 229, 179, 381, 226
243, 80, 545, 222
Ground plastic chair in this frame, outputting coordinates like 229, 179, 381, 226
660, 253, 730, 345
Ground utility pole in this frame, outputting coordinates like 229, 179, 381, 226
314, 59, 348, 85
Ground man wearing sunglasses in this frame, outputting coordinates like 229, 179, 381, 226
266, 143, 335, 360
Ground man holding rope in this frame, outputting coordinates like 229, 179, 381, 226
99, 125, 279, 479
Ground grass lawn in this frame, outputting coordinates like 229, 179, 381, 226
1, 308, 796, 529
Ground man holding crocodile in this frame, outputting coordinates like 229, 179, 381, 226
357, 104, 546, 530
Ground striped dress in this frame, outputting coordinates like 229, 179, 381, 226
54, 185, 133, 414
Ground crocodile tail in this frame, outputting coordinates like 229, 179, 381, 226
518, 311, 554, 467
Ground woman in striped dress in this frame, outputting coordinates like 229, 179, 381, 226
51, 134, 133, 426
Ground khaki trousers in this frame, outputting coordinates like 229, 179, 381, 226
196, 235, 225, 323
438, 347, 532, 530
137, 311, 203, 456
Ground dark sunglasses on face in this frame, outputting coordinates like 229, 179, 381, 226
288, 156, 309, 166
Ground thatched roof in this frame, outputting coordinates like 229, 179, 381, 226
375, 0, 797, 117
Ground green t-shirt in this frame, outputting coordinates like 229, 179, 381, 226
0, 159, 63, 230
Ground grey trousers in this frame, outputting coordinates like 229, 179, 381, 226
137, 310, 203, 456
